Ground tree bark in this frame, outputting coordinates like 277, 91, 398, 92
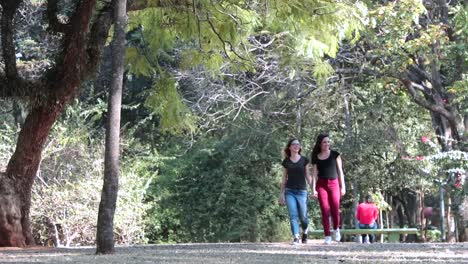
404, 190, 417, 228
0, 173, 23, 246
0, 104, 63, 246
396, 201, 404, 242
0, 1, 113, 247
96, 0, 126, 254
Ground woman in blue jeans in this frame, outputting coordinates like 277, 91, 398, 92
279, 139, 312, 245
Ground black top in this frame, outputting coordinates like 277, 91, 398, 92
312, 150, 340, 179
282, 156, 309, 190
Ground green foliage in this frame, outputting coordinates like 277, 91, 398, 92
447, 4, 468, 75
447, 74, 468, 116
144, 73, 197, 133
8, 0, 465, 246
128, 2, 259, 73
371, 192, 391, 211
367, 0, 430, 73
338, 80, 435, 194
126, 47, 154, 77
312, 60, 334, 86
364, 1, 467, 107
146, 121, 296, 243
259, 0, 367, 82
265, 0, 366, 57
127, 0, 368, 99
425, 229, 442, 242
26, 102, 154, 246
0, 104, 17, 171
416, 135, 467, 191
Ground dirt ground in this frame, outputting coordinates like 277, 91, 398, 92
0, 241, 467, 264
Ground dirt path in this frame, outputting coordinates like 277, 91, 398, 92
0, 241, 467, 263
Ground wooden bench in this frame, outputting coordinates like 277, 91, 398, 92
308, 228, 419, 242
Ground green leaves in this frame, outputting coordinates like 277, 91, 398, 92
146, 121, 291, 242
262, 0, 367, 79
126, 47, 154, 77
145, 73, 197, 133
313, 60, 334, 85
27, 102, 154, 246
121, 0, 373, 137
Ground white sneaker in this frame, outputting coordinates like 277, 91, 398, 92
292, 235, 300, 245
324, 236, 332, 244
364, 235, 370, 244
334, 229, 341, 242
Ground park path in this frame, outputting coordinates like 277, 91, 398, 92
0, 241, 467, 263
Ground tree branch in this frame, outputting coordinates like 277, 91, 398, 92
205, 13, 247, 61
52, 0, 99, 101
86, 3, 114, 75
401, 79, 455, 122
407, 64, 432, 83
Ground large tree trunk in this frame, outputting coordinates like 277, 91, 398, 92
0, 104, 63, 246
0, 0, 113, 247
96, 0, 126, 254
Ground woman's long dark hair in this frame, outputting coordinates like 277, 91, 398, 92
283, 138, 301, 158
311, 133, 329, 163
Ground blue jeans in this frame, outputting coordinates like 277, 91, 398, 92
359, 222, 378, 243
285, 188, 309, 237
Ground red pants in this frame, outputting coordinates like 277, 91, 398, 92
316, 178, 341, 236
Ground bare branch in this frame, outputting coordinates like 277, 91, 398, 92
232, 90, 269, 120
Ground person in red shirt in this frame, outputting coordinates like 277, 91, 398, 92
356, 194, 379, 243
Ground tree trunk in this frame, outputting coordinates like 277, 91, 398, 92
400, 190, 416, 227
0, 0, 113, 248
0, 104, 63, 246
416, 190, 422, 228
446, 193, 456, 242
95, 0, 126, 254
439, 184, 446, 241
388, 195, 393, 228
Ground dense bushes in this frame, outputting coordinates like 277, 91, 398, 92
13, 102, 154, 246
145, 122, 321, 243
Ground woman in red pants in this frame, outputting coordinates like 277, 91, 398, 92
310, 133, 346, 244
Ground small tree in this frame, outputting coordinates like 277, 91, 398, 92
96, 0, 127, 254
